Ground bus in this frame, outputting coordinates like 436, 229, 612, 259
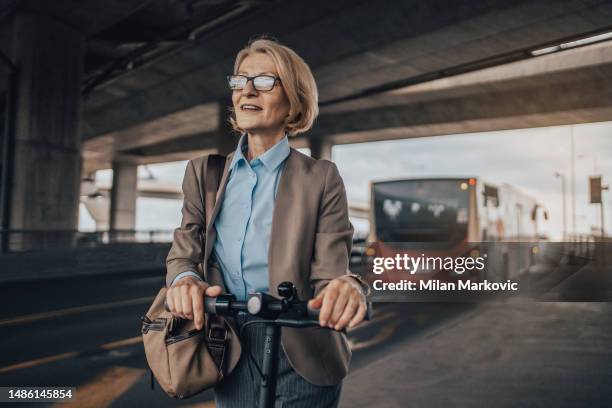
364, 177, 546, 286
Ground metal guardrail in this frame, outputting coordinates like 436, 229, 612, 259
0, 229, 175, 253
1, 228, 370, 255
565, 234, 597, 260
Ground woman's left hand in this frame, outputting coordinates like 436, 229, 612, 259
307, 276, 367, 331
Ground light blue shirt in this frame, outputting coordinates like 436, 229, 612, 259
172, 132, 290, 301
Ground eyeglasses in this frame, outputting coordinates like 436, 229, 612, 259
227, 74, 281, 91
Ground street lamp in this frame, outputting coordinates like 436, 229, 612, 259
570, 126, 576, 237
554, 172, 567, 240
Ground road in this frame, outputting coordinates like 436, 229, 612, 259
0, 270, 474, 407
341, 300, 612, 408
3, 261, 610, 407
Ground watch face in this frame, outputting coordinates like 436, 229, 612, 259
247, 296, 262, 315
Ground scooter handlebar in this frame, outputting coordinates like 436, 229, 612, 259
306, 301, 373, 321
165, 293, 373, 322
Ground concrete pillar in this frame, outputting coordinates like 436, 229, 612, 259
309, 137, 333, 161
109, 160, 138, 232
0, 100, 8, 244
217, 97, 241, 155
7, 13, 84, 250
80, 171, 111, 231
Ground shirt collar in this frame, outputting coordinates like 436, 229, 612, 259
228, 133, 248, 172
229, 132, 290, 172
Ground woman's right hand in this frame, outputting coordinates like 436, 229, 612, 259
166, 277, 223, 330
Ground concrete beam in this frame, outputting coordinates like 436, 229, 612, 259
81, 149, 217, 175
122, 130, 220, 157
316, 78, 612, 145
310, 41, 612, 144
81, 29, 612, 169
82, 103, 219, 153
80, 0, 612, 140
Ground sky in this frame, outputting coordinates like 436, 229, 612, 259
81, 121, 612, 240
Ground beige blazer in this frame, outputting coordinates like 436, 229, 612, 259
166, 147, 354, 386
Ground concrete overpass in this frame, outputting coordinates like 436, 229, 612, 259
313, 38, 612, 144
1, 0, 612, 250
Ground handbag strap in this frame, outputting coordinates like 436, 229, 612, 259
204, 154, 226, 228
206, 319, 229, 380
202, 153, 229, 379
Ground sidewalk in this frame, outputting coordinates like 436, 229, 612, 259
340, 301, 612, 407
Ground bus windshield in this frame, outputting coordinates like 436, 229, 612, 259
373, 179, 470, 243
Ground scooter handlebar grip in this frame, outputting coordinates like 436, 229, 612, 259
204, 296, 217, 314
306, 305, 319, 319
164, 297, 217, 314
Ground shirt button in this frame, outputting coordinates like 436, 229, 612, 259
237, 237, 242, 242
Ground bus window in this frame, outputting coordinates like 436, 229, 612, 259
373, 179, 469, 244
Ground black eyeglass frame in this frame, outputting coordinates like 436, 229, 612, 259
227, 74, 281, 91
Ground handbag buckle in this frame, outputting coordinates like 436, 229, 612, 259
208, 325, 228, 343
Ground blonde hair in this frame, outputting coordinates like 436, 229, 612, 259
229, 37, 318, 136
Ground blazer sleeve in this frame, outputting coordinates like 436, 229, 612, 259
165, 159, 206, 287
310, 162, 354, 297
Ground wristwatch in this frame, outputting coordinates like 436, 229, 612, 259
343, 273, 372, 297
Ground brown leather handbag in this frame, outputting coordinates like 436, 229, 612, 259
140, 154, 242, 399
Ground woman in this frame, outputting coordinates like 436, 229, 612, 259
165, 37, 370, 407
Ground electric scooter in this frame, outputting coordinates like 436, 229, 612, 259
204, 281, 373, 408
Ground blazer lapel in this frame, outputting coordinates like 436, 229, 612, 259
267, 149, 298, 292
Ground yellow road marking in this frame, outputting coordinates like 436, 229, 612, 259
0, 351, 80, 374
52, 366, 145, 408
0, 296, 154, 327
0, 336, 144, 374
347, 311, 396, 333
100, 336, 142, 349
349, 323, 398, 351
183, 403, 217, 408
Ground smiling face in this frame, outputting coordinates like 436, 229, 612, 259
232, 52, 291, 136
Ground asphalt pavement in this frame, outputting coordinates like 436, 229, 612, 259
0, 270, 474, 407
